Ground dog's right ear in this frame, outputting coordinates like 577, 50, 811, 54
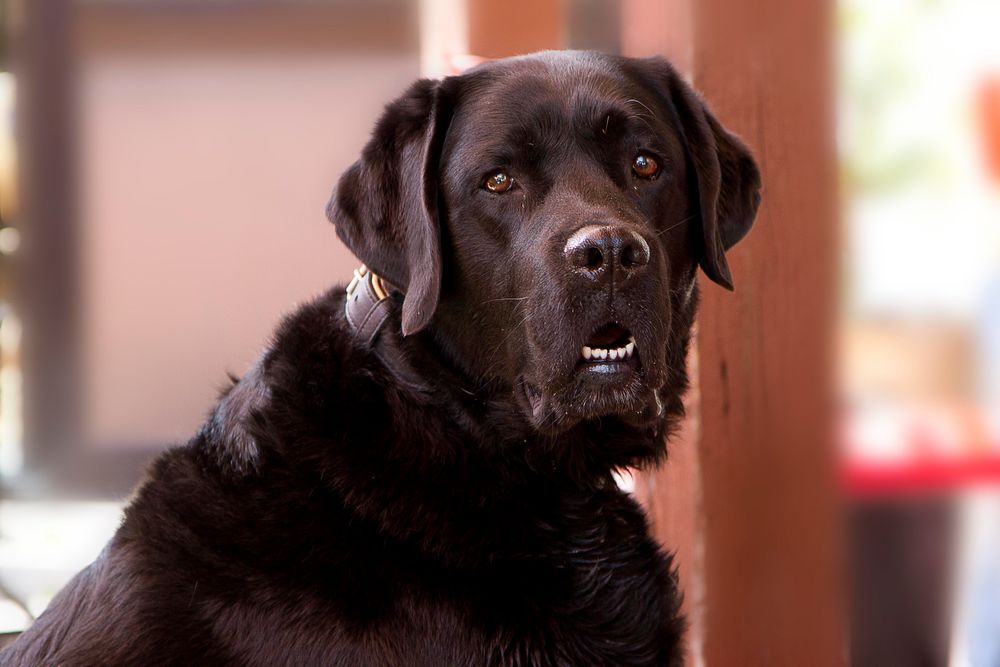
327, 79, 452, 336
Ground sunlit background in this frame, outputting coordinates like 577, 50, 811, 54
0, 1, 995, 665
838, 1, 1000, 664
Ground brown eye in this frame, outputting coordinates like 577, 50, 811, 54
483, 171, 513, 193
632, 154, 659, 179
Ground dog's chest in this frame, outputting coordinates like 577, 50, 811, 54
442, 541, 675, 667
212, 490, 679, 666
343, 502, 676, 666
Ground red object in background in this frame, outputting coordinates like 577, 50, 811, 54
841, 405, 1000, 496
979, 76, 1000, 185
843, 455, 1000, 496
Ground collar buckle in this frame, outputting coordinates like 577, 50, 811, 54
345, 265, 393, 347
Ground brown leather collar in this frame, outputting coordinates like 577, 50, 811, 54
345, 265, 394, 347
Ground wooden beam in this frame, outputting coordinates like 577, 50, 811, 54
466, 0, 565, 58
626, 0, 844, 663
420, 0, 564, 77
12, 0, 81, 473
631, 349, 705, 666
77, 4, 418, 56
619, 0, 691, 73
691, 0, 844, 664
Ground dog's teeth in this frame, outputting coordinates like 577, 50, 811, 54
582, 337, 635, 363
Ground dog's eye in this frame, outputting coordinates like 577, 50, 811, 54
632, 154, 659, 179
483, 171, 514, 194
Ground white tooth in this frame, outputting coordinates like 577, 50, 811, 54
628, 336, 636, 345
625, 341, 635, 356
609, 349, 619, 360
617, 346, 627, 359
597, 348, 608, 360
582, 346, 592, 360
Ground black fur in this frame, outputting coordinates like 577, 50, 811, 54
2, 51, 759, 666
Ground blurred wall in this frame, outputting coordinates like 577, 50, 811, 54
67, 5, 420, 449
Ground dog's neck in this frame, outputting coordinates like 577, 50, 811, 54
344, 269, 687, 461
371, 294, 680, 472
216, 285, 691, 567
338, 265, 692, 518
345, 310, 688, 566
343, 268, 494, 419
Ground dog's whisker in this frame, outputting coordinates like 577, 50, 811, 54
625, 98, 656, 117
481, 311, 531, 375
655, 215, 697, 237
624, 112, 655, 132
624, 99, 658, 131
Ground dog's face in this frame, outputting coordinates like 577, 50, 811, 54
331, 52, 760, 437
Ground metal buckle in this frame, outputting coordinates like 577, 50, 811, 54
346, 265, 388, 300
345, 264, 368, 297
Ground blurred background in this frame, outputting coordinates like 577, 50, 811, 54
0, 1, 994, 665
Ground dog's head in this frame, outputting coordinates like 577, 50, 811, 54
329, 51, 760, 439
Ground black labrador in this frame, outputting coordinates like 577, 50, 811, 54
2, 51, 760, 666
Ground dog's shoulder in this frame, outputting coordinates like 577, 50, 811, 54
197, 286, 394, 476
0, 516, 235, 666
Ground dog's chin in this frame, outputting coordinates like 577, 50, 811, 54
517, 367, 665, 435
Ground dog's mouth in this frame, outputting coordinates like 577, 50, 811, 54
578, 323, 640, 371
517, 321, 659, 432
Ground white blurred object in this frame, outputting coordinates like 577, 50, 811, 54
0, 227, 20, 256
841, 0, 1000, 321
950, 489, 1000, 667
0, 72, 16, 221
979, 273, 1000, 442
419, 0, 469, 77
0, 313, 22, 478
0, 501, 123, 632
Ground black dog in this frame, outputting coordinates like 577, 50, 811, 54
2, 51, 759, 666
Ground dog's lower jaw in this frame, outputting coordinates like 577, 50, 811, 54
379, 316, 677, 478
517, 370, 669, 434
618, 387, 666, 430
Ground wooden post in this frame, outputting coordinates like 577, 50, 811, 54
693, 1, 844, 663
631, 349, 705, 665
12, 0, 81, 473
465, 0, 565, 59
628, 0, 845, 663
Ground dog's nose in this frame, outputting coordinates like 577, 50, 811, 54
564, 224, 650, 283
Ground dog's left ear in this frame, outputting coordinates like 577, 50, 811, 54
327, 79, 452, 335
635, 57, 762, 290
